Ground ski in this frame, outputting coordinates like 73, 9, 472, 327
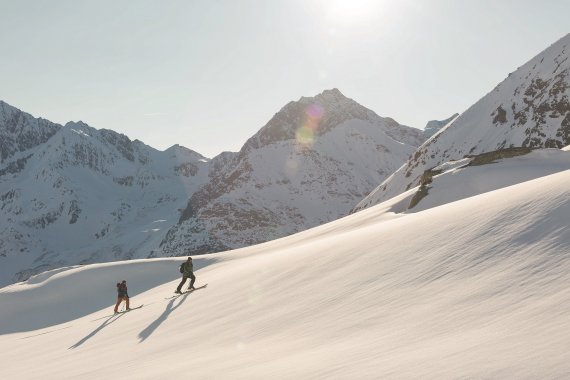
119, 304, 144, 313
115, 304, 143, 314
165, 284, 208, 299
92, 304, 144, 321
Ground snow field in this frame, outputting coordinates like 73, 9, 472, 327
2, 168, 570, 378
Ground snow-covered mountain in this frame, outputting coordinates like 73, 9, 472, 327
2, 146, 570, 378
158, 89, 425, 255
423, 113, 459, 139
1, 90, 424, 286
355, 33, 570, 212
0, 102, 210, 286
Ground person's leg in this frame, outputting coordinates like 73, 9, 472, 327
188, 273, 196, 289
125, 296, 130, 310
114, 297, 122, 313
176, 276, 188, 293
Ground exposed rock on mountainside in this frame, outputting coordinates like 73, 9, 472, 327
0, 101, 60, 163
355, 33, 570, 212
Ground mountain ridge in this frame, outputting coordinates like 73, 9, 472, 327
354, 33, 570, 212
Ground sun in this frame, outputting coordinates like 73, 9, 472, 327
327, 0, 379, 22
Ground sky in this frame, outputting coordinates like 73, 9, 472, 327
0, 0, 568, 158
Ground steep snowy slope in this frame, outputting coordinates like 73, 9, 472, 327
0, 107, 210, 286
355, 33, 570, 211
2, 154, 570, 378
159, 89, 425, 255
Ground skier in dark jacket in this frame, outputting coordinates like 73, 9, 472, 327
114, 280, 130, 313
175, 257, 196, 294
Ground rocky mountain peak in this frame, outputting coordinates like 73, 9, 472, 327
0, 101, 61, 163
64, 120, 91, 130
242, 89, 383, 151
165, 144, 209, 162
159, 89, 426, 256
306, 88, 346, 104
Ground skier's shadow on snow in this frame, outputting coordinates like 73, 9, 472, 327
69, 313, 125, 349
138, 293, 190, 343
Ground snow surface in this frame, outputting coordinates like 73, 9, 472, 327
2, 151, 570, 378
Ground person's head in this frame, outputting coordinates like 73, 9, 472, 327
116, 282, 120, 287
187, 257, 192, 261
122, 280, 126, 284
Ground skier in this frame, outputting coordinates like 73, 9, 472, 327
114, 280, 130, 313
175, 256, 196, 294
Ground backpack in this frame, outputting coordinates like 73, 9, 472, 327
179, 263, 185, 273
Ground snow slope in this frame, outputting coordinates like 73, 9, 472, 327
2, 150, 570, 378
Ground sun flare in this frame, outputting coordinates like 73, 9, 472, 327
327, 0, 379, 22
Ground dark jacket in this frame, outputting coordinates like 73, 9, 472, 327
181, 261, 194, 277
117, 283, 128, 298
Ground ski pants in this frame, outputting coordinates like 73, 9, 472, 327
114, 296, 130, 313
176, 273, 196, 292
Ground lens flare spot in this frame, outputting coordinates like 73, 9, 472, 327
296, 126, 314, 147
295, 103, 324, 148
307, 103, 325, 120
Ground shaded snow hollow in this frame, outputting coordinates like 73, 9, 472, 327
2, 151, 570, 378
